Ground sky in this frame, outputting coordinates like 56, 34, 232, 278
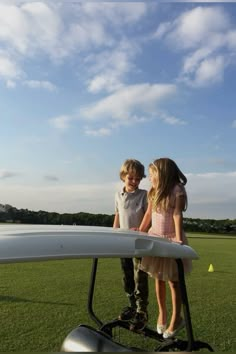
0, 0, 236, 220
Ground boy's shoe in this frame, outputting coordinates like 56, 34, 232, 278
129, 311, 148, 332
118, 306, 136, 321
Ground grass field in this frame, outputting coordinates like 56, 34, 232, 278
0, 235, 235, 351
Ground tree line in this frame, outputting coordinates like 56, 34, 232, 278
0, 203, 235, 235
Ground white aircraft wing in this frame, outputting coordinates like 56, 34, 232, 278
0, 224, 198, 264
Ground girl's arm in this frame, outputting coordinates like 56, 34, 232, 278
113, 212, 120, 228
139, 201, 152, 232
173, 195, 185, 243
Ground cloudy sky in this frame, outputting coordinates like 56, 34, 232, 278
0, 0, 236, 220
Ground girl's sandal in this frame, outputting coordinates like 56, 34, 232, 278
156, 323, 167, 334
163, 318, 185, 339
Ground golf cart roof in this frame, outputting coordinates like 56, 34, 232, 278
0, 224, 198, 264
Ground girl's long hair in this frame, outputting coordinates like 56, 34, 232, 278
148, 158, 187, 212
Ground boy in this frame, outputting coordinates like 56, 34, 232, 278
113, 159, 149, 331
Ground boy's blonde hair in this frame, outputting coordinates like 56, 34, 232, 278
120, 159, 146, 181
148, 158, 187, 211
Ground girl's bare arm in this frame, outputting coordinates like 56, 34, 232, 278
139, 202, 152, 232
173, 195, 185, 243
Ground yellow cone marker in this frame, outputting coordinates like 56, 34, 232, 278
208, 264, 214, 272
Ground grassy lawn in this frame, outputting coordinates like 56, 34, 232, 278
0, 236, 235, 351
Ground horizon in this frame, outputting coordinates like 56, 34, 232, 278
0, 1, 236, 220
1, 201, 236, 222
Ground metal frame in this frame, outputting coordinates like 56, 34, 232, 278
0, 225, 214, 351
87, 258, 214, 352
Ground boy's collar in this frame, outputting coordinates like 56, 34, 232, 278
121, 186, 138, 195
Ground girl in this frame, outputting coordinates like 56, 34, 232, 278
138, 158, 192, 339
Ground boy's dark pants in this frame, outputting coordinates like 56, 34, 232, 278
120, 257, 148, 313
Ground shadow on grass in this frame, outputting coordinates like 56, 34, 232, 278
0, 295, 74, 306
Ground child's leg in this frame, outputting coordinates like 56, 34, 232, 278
120, 258, 136, 308
133, 257, 149, 313
155, 279, 167, 325
129, 258, 149, 331
167, 280, 182, 331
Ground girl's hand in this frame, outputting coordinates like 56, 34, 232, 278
130, 227, 139, 231
175, 239, 183, 244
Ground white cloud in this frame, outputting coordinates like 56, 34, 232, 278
0, 2, 148, 89
0, 171, 235, 219
185, 55, 226, 87
48, 83, 177, 135
88, 74, 122, 94
23, 80, 57, 91
154, 6, 235, 87
186, 171, 236, 206
0, 3, 30, 54
6, 79, 16, 88
64, 2, 147, 56
0, 183, 117, 214
44, 175, 59, 182
166, 6, 230, 50
143, 170, 236, 219
67, 20, 112, 53
82, 83, 177, 122
153, 22, 172, 40
49, 115, 72, 131
0, 2, 64, 58
159, 112, 187, 125
0, 169, 18, 179
182, 47, 214, 75
0, 2, 147, 61
0, 52, 22, 81
226, 30, 236, 49
81, 2, 147, 26
86, 39, 140, 94
0, 2, 64, 86
21, 2, 64, 57
84, 127, 112, 137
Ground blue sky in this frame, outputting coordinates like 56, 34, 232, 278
0, 1, 236, 220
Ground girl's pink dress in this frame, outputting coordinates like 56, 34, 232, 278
140, 184, 192, 281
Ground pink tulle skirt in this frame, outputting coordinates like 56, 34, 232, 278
140, 232, 192, 281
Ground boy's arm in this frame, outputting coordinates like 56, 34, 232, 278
173, 195, 185, 243
139, 201, 152, 232
113, 212, 120, 228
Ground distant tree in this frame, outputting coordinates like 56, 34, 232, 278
0, 204, 235, 235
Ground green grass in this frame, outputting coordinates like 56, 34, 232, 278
0, 237, 235, 351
